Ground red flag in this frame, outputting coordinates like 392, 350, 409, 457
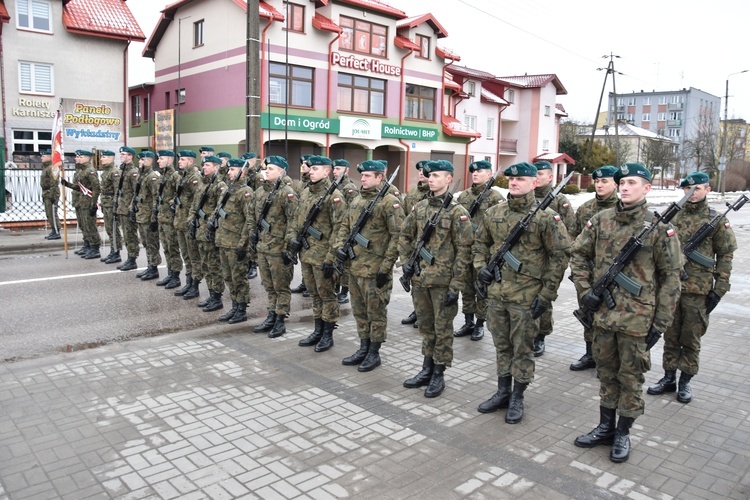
51, 109, 64, 180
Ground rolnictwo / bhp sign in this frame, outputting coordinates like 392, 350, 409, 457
62, 98, 124, 150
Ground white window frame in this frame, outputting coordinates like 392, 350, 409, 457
669, 128, 681, 137
642, 113, 650, 121
193, 19, 204, 47
486, 117, 494, 139
544, 105, 551, 117
506, 89, 514, 103
671, 95, 683, 104
617, 97, 625, 106
642, 97, 651, 105
16, 0, 52, 33
542, 139, 549, 151
659, 96, 668, 105
464, 114, 477, 131
12, 129, 52, 153
658, 112, 666, 121
19, 61, 53, 95
628, 97, 636, 106
466, 81, 476, 97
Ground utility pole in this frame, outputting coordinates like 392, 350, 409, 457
719, 69, 749, 194
246, 0, 261, 154
588, 53, 623, 168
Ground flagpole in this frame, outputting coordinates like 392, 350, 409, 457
52, 103, 68, 257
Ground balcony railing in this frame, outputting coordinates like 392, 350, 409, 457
667, 119, 682, 127
668, 102, 683, 110
499, 138, 518, 153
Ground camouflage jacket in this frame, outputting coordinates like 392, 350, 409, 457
189, 175, 228, 241
173, 167, 202, 231
338, 175, 359, 205
251, 178, 297, 255
69, 163, 84, 207
215, 183, 254, 250
135, 166, 161, 224
474, 191, 570, 305
70, 163, 100, 210
334, 183, 404, 278
674, 198, 736, 297
291, 178, 345, 265
156, 166, 180, 224
535, 183, 575, 234
571, 191, 618, 239
570, 199, 682, 336
404, 182, 430, 216
40, 161, 60, 200
398, 192, 473, 291
99, 164, 119, 208
456, 183, 506, 229
115, 161, 139, 216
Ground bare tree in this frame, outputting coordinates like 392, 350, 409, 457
641, 135, 676, 187
681, 109, 719, 176
720, 119, 748, 162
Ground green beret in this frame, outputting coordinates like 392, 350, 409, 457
503, 162, 537, 177
680, 171, 710, 187
469, 160, 492, 173
264, 155, 289, 170
241, 152, 257, 160
378, 160, 389, 168
228, 158, 245, 168
423, 160, 454, 174
356, 160, 385, 173
332, 159, 350, 167
100, 150, 116, 157
178, 150, 197, 158
533, 160, 553, 171
415, 160, 429, 170
75, 149, 93, 157
138, 151, 155, 159
217, 152, 232, 159
614, 162, 651, 184
202, 155, 221, 165
199, 146, 215, 153
40, 149, 52, 155
592, 166, 617, 179
308, 155, 332, 166
119, 146, 136, 155
157, 150, 175, 157
300, 154, 313, 165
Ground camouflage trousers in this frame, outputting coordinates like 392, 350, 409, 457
663, 293, 708, 376
220, 247, 249, 303
43, 196, 59, 232
118, 214, 140, 257
593, 328, 650, 418
460, 264, 488, 319
78, 206, 101, 246
301, 261, 339, 323
537, 306, 554, 337
101, 199, 121, 251
138, 223, 162, 266
412, 285, 458, 367
158, 221, 181, 271
350, 274, 392, 343
258, 252, 293, 316
487, 300, 539, 384
176, 229, 197, 276
195, 241, 222, 291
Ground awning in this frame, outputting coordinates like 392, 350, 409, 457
444, 78, 460, 91
442, 116, 480, 138
481, 88, 509, 106
533, 152, 576, 165
312, 13, 341, 33
394, 35, 420, 51
436, 45, 460, 61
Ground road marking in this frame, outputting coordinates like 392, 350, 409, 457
0, 266, 164, 286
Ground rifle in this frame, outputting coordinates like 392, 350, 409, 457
573, 186, 696, 330
128, 168, 144, 223
249, 177, 284, 251
467, 171, 500, 227
399, 176, 462, 293
474, 169, 576, 299
205, 161, 249, 243
682, 194, 747, 268
287, 170, 346, 264
188, 170, 219, 240
334, 167, 400, 275
171, 170, 187, 219
112, 164, 127, 250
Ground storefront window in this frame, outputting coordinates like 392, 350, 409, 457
338, 73, 385, 115
339, 16, 387, 58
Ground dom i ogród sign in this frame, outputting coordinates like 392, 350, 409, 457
262, 113, 438, 142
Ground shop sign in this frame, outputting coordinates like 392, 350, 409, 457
62, 98, 124, 145
382, 123, 439, 141
261, 113, 340, 133
12, 97, 55, 118
330, 52, 401, 77
339, 116, 382, 140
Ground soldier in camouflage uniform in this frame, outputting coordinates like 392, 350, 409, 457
647, 171, 737, 404
97, 150, 121, 263
251, 156, 298, 338
292, 156, 346, 352
335, 160, 404, 371
199, 146, 215, 164
115, 147, 141, 271
332, 159, 358, 305
174, 151, 203, 298
133, 152, 161, 280
291, 155, 313, 295
399, 160, 473, 398
242, 152, 262, 280
400, 160, 431, 327
217, 152, 232, 183
61, 150, 101, 259
215, 159, 254, 324
154, 150, 182, 288
571, 163, 682, 463
454, 160, 505, 342
474, 162, 570, 424
569, 166, 619, 371
531, 160, 576, 356
39, 149, 61, 240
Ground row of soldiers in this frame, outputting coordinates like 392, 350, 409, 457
50, 147, 737, 465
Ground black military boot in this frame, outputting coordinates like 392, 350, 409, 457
574, 406, 617, 448
401, 311, 417, 325
453, 313, 475, 337
676, 372, 693, 403
268, 314, 286, 338
610, 416, 635, 463
298, 318, 324, 347
246, 261, 258, 280
291, 280, 307, 294
404, 357, 434, 388
74, 241, 90, 255
100, 249, 114, 262
175, 274, 192, 296
337, 286, 349, 304
478, 376, 512, 413
203, 291, 223, 312
218, 300, 238, 321
647, 370, 677, 395
141, 265, 159, 281
197, 291, 211, 307
165, 271, 181, 290
424, 365, 445, 398
533, 335, 545, 357
136, 265, 149, 278
358, 342, 381, 372
118, 256, 138, 271
254, 311, 277, 332
105, 251, 121, 264
314, 321, 335, 352
228, 303, 247, 324
342, 339, 370, 366
84, 246, 101, 259
471, 318, 485, 341
47, 231, 61, 240
183, 279, 201, 300
505, 380, 528, 424
570, 341, 597, 371
156, 268, 172, 286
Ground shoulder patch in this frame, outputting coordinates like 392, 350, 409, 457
244, 192, 252, 198
460, 214, 468, 222
192, 180, 199, 185
586, 220, 592, 228
333, 197, 341, 203
562, 203, 570, 209
394, 191, 401, 196
554, 214, 561, 222
725, 221, 731, 228
90, 171, 97, 175
113, 173, 120, 178
666, 228, 675, 237
287, 193, 295, 199
347, 189, 354, 195
151, 177, 158, 181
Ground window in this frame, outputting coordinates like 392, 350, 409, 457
131, 95, 141, 126
486, 118, 494, 139
465, 81, 476, 97
165, 91, 171, 109
617, 98, 625, 106
19, 61, 53, 94
193, 20, 204, 47
12, 130, 51, 153
671, 95, 683, 104
484, 156, 492, 164
544, 105, 551, 116
616, 113, 624, 120
143, 96, 150, 122
415, 34, 430, 59
283, 3, 305, 33
628, 97, 636, 106
337, 73, 385, 115
506, 89, 514, 103
269, 63, 314, 108
669, 111, 682, 120
176, 88, 186, 104
658, 112, 666, 121
642, 113, 650, 121
405, 84, 435, 121
339, 16, 387, 57
659, 96, 668, 104
542, 139, 549, 151
464, 114, 477, 130
668, 128, 681, 137
643, 97, 651, 105
627, 113, 634, 121
17, 0, 51, 32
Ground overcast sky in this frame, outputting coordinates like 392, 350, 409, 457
127, 0, 750, 124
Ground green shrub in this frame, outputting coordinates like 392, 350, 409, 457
495, 176, 509, 189
562, 184, 580, 195
587, 184, 597, 192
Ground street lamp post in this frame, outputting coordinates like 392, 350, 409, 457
720, 69, 749, 193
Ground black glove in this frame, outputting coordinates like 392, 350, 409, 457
530, 296, 549, 320
376, 271, 389, 288
646, 326, 662, 351
581, 290, 603, 311
705, 290, 721, 314
282, 253, 292, 265
249, 231, 260, 247
60, 179, 71, 188
149, 221, 158, 232
336, 248, 348, 263
290, 238, 303, 254
89, 205, 97, 217
128, 209, 137, 223
402, 262, 415, 278
477, 266, 494, 285
443, 290, 459, 307
322, 262, 335, 279
235, 248, 247, 261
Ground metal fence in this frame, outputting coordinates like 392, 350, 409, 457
0, 167, 82, 224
